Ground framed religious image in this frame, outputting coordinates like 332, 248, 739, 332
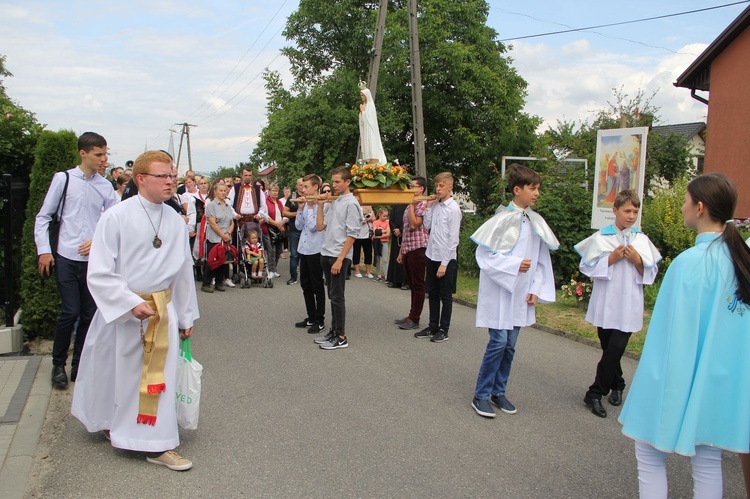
590, 127, 649, 229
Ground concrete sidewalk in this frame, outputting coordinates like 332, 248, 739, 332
0, 355, 51, 498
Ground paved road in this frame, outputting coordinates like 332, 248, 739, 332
25, 266, 746, 497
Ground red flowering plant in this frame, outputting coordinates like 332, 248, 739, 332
561, 278, 593, 302
350, 163, 412, 190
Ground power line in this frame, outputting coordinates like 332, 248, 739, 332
498, 1, 750, 41
183, 0, 290, 122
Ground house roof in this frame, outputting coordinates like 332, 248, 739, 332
258, 164, 276, 176
650, 122, 706, 141
674, 5, 750, 91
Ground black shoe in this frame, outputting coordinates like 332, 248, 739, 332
414, 327, 434, 339
608, 390, 623, 406
70, 365, 78, 383
584, 394, 607, 418
387, 282, 399, 288
398, 319, 420, 330
287, 278, 298, 285
52, 365, 68, 389
431, 329, 449, 343
308, 322, 325, 334
295, 318, 313, 328
394, 317, 408, 325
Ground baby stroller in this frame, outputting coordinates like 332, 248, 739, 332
234, 227, 273, 289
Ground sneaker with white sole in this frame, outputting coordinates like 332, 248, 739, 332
366, 274, 374, 279
320, 336, 348, 350
224, 279, 235, 288
146, 450, 193, 471
308, 322, 325, 334
314, 331, 336, 345
353, 273, 363, 278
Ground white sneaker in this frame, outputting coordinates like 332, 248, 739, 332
366, 274, 374, 279
224, 279, 235, 288
146, 450, 193, 471
271, 271, 281, 278
354, 273, 363, 278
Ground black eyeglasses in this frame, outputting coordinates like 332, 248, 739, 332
322, 189, 332, 193
141, 173, 178, 181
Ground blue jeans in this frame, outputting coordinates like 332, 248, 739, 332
474, 327, 521, 399
288, 230, 300, 279
52, 256, 96, 368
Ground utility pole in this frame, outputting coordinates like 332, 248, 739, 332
408, 0, 426, 178
174, 123, 196, 176
358, 0, 389, 162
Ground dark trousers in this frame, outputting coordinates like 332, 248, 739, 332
300, 253, 325, 324
321, 255, 350, 336
203, 241, 228, 286
353, 238, 372, 266
288, 230, 300, 279
586, 327, 631, 399
425, 258, 458, 333
403, 247, 427, 323
53, 256, 96, 368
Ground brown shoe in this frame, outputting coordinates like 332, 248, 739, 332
215, 284, 226, 292
146, 450, 193, 471
201, 285, 214, 293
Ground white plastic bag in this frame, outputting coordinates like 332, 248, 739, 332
176, 338, 202, 430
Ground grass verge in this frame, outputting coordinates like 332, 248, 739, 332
455, 271, 648, 356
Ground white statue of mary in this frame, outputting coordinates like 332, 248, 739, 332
359, 85, 387, 165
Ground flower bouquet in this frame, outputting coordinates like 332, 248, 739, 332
350, 162, 417, 205
561, 278, 593, 309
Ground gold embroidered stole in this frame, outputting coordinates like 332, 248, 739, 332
134, 289, 172, 425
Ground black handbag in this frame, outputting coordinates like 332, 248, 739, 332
48, 172, 70, 257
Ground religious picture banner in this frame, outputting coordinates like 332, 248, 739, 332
590, 127, 648, 229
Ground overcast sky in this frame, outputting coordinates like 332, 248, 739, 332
0, 0, 746, 172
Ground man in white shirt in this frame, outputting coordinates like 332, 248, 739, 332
34, 132, 117, 389
232, 167, 267, 242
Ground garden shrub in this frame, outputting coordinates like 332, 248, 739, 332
20, 129, 79, 339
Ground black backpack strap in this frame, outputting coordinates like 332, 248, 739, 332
55, 171, 70, 220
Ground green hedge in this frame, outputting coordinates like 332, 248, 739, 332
20, 130, 79, 339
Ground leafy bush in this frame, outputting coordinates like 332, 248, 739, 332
20, 130, 79, 339
457, 213, 485, 277
641, 175, 695, 274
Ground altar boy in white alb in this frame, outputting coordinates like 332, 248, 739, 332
470, 165, 558, 418
72, 150, 199, 471
575, 189, 661, 419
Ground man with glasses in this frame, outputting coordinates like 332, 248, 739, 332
72, 150, 199, 471
35, 132, 118, 389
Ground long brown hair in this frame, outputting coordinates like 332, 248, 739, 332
687, 173, 750, 304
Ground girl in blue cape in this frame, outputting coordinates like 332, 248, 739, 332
619, 173, 750, 497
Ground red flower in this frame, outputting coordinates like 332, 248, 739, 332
575, 283, 583, 296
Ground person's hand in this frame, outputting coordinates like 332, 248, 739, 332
189, 231, 197, 237
331, 258, 343, 275
234, 213, 242, 220
425, 195, 438, 207
436, 264, 447, 278
78, 240, 93, 256
623, 245, 642, 265
525, 293, 538, 305
179, 327, 194, 340
222, 232, 231, 243
38, 253, 54, 276
519, 259, 532, 273
608, 245, 626, 265
131, 302, 155, 321
393, 228, 401, 237
396, 253, 403, 264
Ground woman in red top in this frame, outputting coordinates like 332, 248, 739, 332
261, 183, 287, 278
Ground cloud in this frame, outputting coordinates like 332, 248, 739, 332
510, 41, 709, 130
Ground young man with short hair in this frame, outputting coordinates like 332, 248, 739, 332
35, 131, 118, 389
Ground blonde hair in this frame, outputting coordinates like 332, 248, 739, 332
434, 172, 454, 186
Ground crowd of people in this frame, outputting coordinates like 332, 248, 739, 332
32, 132, 750, 495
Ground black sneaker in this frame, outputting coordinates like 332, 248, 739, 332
320, 336, 348, 350
314, 330, 336, 345
394, 317, 408, 325
398, 319, 419, 330
52, 365, 68, 389
431, 330, 449, 343
307, 322, 325, 334
287, 278, 298, 285
414, 327, 433, 339
295, 318, 313, 328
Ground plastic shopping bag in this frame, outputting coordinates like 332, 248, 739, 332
176, 338, 202, 430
